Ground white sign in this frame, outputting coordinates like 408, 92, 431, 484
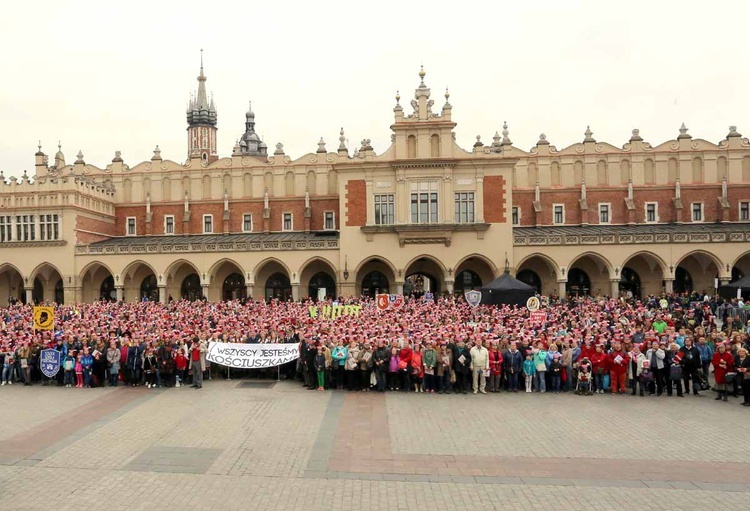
206, 342, 299, 369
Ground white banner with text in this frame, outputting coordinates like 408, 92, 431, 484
206, 342, 300, 369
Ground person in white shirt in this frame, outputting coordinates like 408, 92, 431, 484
470, 339, 490, 394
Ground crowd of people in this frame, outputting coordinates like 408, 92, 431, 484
1, 291, 749, 406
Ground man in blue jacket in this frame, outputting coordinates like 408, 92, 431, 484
503, 341, 523, 392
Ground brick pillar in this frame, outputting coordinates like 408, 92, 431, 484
263, 208, 270, 234
304, 207, 311, 233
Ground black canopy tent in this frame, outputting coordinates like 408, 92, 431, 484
480, 271, 536, 306
718, 275, 750, 300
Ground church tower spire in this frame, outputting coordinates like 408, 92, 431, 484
186, 49, 218, 163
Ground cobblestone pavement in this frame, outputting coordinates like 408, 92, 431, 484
0, 380, 748, 510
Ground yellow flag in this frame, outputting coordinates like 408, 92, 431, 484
33, 306, 55, 330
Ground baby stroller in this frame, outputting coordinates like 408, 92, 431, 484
576, 357, 593, 395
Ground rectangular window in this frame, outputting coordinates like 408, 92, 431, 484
0, 215, 11, 242
39, 214, 60, 241
599, 203, 610, 224
164, 215, 175, 235
283, 213, 293, 231
740, 202, 750, 221
645, 202, 658, 223
512, 207, 519, 226
374, 194, 395, 225
15, 215, 35, 241
324, 211, 335, 230
126, 217, 136, 236
692, 202, 703, 222
454, 192, 475, 223
553, 204, 565, 225
410, 182, 439, 224
203, 214, 213, 234
242, 214, 253, 233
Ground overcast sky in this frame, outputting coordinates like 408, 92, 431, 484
2, 0, 749, 176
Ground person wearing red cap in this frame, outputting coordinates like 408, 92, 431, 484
608, 340, 628, 395
590, 345, 608, 394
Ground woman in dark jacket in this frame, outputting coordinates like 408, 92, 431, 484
372, 342, 390, 392
451, 340, 472, 394
679, 337, 701, 396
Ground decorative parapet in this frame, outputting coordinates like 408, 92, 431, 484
513, 226, 750, 246
76, 238, 338, 255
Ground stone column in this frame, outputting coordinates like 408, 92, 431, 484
115, 286, 124, 302
292, 284, 300, 302
201, 284, 209, 300
340, 282, 356, 298
64, 286, 80, 305
445, 280, 455, 296
158, 285, 166, 303
664, 278, 674, 294
557, 280, 567, 298
396, 281, 404, 295
25, 288, 33, 304
245, 284, 254, 301
610, 279, 620, 298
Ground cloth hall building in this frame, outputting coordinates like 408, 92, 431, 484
2, 64, 750, 306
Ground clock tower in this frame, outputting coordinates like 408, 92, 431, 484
186, 50, 218, 163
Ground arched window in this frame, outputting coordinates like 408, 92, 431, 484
162, 177, 172, 201
309, 272, 335, 301
243, 173, 252, 196
574, 161, 584, 185
566, 268, 590, 297
123, 179, 132, 202
430, 134, 440, 157
361, 271, 389, 298
285, 171, 295, 196
54, 279, 64, 304
691, 157, 703, 184
223, 273, 246, 301
527, 163, 538, 187
265, 272, 292, 302
100, 276, 115, 302
551, 162, 561, 186
407, 135, 417, 158
181, 273, 202, 301
618, 267, 641, 299
202, 175, 211, 199
620, 160, 631, 184
264, 172, 273, 196
327, 170, 338, 195
597, 160, 608, 186
306, 171, 317, 196
454, 270, 482, 295
644, 159, 655, 185
717, 157, 727, 182
668, 158, 678, 184
516, 269, 541, 293
140, 275, 158, 302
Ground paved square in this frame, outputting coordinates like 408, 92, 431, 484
0, 381, 748, 510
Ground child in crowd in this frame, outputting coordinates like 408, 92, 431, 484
74, 352, 83, 388
174, 349, 188, 388
314, 344, 327, 391
549, 353, 563, 393
522, 353, 536, 393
